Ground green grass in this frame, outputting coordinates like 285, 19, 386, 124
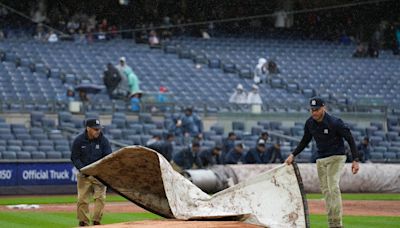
0, 194, 128, 205
0, 211, 160, 228
1, 193, 399, 206
310, 215, 400, 228
306, 193, 400, 201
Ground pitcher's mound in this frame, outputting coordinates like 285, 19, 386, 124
91, 220, 262, 227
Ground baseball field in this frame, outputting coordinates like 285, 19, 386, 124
0, 193, 399, 228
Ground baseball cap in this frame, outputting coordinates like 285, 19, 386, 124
257, 139, 266, 146
119, 56, 126, 62
310, 97, 325, 109
85, 119, 102, 129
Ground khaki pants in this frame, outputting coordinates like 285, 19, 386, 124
77, 173, 107, 224
316, 155, 346, 228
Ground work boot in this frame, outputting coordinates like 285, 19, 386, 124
93, 221, 101, 225
79, 221, 88, 226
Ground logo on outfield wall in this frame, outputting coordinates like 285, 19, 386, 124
71, 167, 78, 182
0, 169, 13, 180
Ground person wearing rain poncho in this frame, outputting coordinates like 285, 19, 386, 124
229, 84, 248, 104
253, 58, 267, 84
247, 84, 263, 105
113, 57, 131, 99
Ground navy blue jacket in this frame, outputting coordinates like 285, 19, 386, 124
224, 148, 244, 164
148, 141, 174, 161
173, 147, 202, 169
243, 147, 264, 164
263, 145, 283, 163
293, 113, 359, 160
198, 148, 221, 167
71, 131, 112, 170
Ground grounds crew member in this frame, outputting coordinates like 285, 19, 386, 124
285, 97, 359, 228
71, 119, 112, 226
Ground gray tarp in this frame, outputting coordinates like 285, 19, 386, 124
81, 146, 309, 228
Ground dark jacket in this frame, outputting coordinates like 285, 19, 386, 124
224, 148, 243, 164
180, 114, 203, 136
292, 113, 359, 161
71, 131, 112, 170
243, 147, 264, 164
148, 140, 173, 161
103, 64, 121, 94
263, 145, 283, 163
198, 148, 220, 167
221, 138, 235, 164
357, 143, 370, 162
172, 147, 202, 170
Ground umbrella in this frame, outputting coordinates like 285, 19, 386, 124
74, 83, 105, 94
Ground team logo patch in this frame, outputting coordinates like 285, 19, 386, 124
324, 129, 329, 134
311, 100, 316, 105
96, 120, 100, 125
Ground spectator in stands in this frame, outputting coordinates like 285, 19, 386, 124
78, 90, 89, 102
247, 84, 263, 105
148, 30, 161, 48
147, 133, 175, 162
267, 59, 280, 75
264, 142, 283, 163
172, 142, 202, 172
146, 134, 162, 146
103, 63, 122, 98
221, 132, 237, 164
116, 56, 140, 95
229, 84, 248, 104
135, 24, 148, 43
253, 58, 267, 84
70, 119, 112, 227
285, 97, 360, 228
153, 86, 169, 112
168, 113, 183, 138
244, 139, 266, 164
47, 30, 59, 43
368, 29, 381, 58
113, 57, 131, 99
157, 86, 168, 103
63, 87, 75, 101
368, 41, 380, 58
352, 42, 368, 58
177, 107, 204, 140
357, 137, 371, 163
224, 142, 245, 164
34, 23, 46, 41
200, 29, 211, 39
127, 71, 140, 95
198, 145, 222, 167
257, 131, 269, 146
130, 91, 143, 112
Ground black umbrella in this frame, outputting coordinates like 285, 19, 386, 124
75, 83, 105, 94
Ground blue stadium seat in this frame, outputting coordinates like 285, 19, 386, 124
31, 151, 46, 159
2, 151, 17, 159
17, 151, 31, 159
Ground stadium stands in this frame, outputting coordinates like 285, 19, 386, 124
0, 33, 399, 163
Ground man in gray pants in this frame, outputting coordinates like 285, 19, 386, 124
285, 97, 360, 228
